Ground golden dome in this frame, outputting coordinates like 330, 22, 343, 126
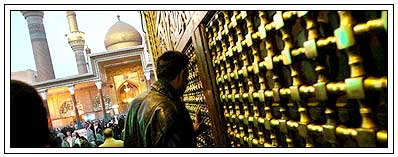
104, 18, 142, 51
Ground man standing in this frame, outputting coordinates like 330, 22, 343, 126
99, 128, 124, 147
124, 51, 201, 147
84, 122, 95, 146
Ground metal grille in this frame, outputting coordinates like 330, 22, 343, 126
182, 45, 217, 147
206, 11, 387, 147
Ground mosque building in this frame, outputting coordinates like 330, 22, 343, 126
12, 11, 155, 129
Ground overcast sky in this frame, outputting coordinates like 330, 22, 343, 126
11, 11, 144, 78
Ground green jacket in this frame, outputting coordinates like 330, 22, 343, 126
124, 81, 195, 147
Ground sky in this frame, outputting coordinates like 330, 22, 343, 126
11, 11, 144, 78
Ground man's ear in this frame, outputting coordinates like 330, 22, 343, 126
176, 70, 185, 82
170, 71, 184, 89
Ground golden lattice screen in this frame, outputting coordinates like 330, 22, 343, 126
205, 11, 387, 147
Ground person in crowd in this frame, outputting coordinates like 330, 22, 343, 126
89, 121, 98, 146
53, 136, 63, 147
71, 132, 81, 147
57, 132, 70, 147
124, 51, 203, 147
99, 128, 124, 147
95, 131, 104, 146
10, 80, 51, 147
93, 120, 101, 135
47, 130, 59, 147
113, 124, 121, 140
79, 136, 93, 147
84, 122, 96, 146
65, 131, 73, 147
73, 121, 78, 130
114, 116, 125, 140
100, 119, 106, 131
61, 125, 74, 137
93, 120, 104, 146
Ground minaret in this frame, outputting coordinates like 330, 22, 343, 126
21, 11, 55, 82
66, 11, 88, 74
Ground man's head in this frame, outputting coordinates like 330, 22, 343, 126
79, 136, 87, 144
84, 122, 90, 129
57, 132, 65, 140
11, 80, 50, 147
156, 51, 189, 95
103, 128, 113, 139
73, 132, 79, 138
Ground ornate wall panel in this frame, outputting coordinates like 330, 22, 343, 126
143, 11, 206, 65
47, 92, 77, 128
104, 63, 147, 90
75, 85, 99, 114
205, 11, 388, 147
182, 44, 216, 147
104, 62, 147, 113
47, 85, 101, 128
143, 11, 161, 64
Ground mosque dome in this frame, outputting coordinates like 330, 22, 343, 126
104, 15, 142, 51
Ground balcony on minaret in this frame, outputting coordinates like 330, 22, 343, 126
67, 31, 85, 51
66, 11, 88, 74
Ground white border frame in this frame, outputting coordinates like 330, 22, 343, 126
2, 3, 396, 155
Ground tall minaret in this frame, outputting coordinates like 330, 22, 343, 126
66, 11, 88, 74
21, 11, 55, 82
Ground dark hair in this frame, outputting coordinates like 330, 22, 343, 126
89, 123, 97, 141
156, 51, 189, 82
117, 117, 125, 131
79, 136, 91, 148
53, 136, 62, 148
10, 80, 50, 147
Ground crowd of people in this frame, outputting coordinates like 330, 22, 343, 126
48, 116, 125, 148
11, 79, 131, 148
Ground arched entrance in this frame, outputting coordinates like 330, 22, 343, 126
117, 80, 140, 114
